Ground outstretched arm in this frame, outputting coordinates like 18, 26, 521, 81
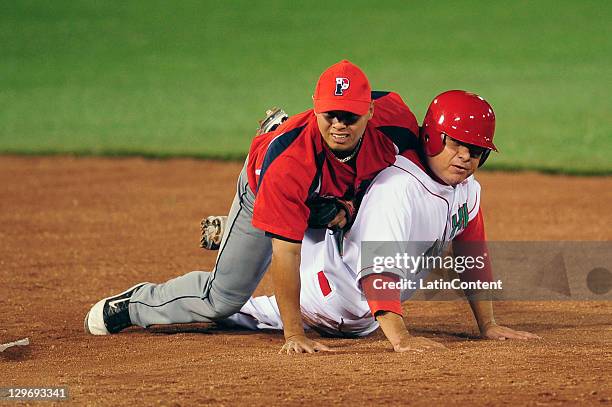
270, 238, 332, 354
467, 298, 540, 340
361, 273, 446, 352
376, 311, 447, 352
452, 212, 541, 341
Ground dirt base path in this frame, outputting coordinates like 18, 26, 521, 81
1, 156, 610, 406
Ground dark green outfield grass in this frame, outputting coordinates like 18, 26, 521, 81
1, 0, 610, 173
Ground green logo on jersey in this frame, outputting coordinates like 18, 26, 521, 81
451, 203, 469, 237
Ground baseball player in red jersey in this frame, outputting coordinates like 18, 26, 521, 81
85, 60, 420, 353
219, 90, 540, 352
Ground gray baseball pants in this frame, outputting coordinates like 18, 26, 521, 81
128, 160, 273, 327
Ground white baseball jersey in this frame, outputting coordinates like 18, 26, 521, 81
224, 154, 482, 337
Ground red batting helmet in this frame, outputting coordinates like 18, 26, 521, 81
421, 90, 497, 167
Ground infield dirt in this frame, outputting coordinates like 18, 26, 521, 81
1, 156, 610, 406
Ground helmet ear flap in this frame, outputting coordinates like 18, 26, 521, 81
419, 126, 430, 154
478, 149, 491, 167
421, 122, 446, 157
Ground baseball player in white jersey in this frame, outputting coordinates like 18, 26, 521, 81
222, 90, 540, 352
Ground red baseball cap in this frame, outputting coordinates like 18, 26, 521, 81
313, 60, 372, 116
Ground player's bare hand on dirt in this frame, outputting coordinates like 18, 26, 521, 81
481, 323, 541, 340
280, 335, 333, 354
392, 333, 447, 353
327, 209, 347, 229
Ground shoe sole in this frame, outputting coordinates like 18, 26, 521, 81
84, 282, 150, 335
200, 216, 227, 250
256, 108, 288, 136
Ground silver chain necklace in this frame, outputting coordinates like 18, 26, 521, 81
332, 138, 362, 163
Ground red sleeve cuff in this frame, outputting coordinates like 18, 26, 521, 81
368, 299, 403, 317
361, 273, 403, 317
454, 210, 493, 283
251, 218, 305, 242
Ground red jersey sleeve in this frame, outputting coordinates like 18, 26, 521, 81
361, 273, 403, 317
371, 92, 419, 131
369, 91, 420, 158
251, 155, 313, 241
453, 209, 493, 283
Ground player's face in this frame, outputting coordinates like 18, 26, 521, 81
316, 103, 374, 152
427, 136, 486, 186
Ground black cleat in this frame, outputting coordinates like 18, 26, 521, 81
84, 283, 149, 335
